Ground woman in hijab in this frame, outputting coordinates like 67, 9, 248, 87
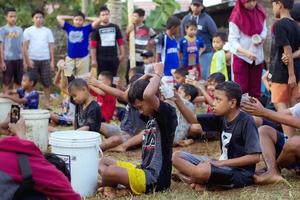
228, 0, 267, 98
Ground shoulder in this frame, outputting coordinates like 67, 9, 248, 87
182, 14, 191, 22
90, 100, 101, 110
158, 101, 176, 115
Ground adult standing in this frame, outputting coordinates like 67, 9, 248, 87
90, 5, 125, 76
228, 0, 267, 98
181, 0, 217, 80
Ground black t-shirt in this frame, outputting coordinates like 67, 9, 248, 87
270, 18, 300, 83
74, 100, 101, 132
90, 23, 123, 59
197, 112, 261, 174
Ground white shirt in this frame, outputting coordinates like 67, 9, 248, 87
228, 21, 267, 65
23, 26, 54, 60
289, 103, 300, 118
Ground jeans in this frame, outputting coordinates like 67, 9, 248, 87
199, 52, 214, 80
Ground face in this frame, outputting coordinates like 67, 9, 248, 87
143, 57, 154, 65
132, 13, 143, 25
186, 25, 197, 37
32, 13, 44, 27
174, 73, 186, 85
99, 11, 110, 24
272, 1, 281, 18
212, 36, 224, 51
98, 75, 112, 86
207, 80, 218, 96
6, 11, 17, 25
191, 3, 203, 15
212, 90, 236, 116
73, 16, 84, 27
133, 99, 154, 116
243, 0, 257, 10
21, 76, 32, 89
69, 88, 88, 104
178, 87, 190, 101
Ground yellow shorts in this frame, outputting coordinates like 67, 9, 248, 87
116, 161, 146, 195
65, 55, 90, 77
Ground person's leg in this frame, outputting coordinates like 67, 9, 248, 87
64, 56, 75, 77
50, 113, 60, 124
75, 56, 90, 76
13, 60, 24, 89
110, 131, 143, 152
232, 55, 249, 94
188, 124, 203, 138
277, 136, 300, 169
40, 60, 52, 108
100, 135, 124, 151
275, 103, 295, 137
249, 63, 263, 98
2, 60, 14, 93
199, 52, 213, 80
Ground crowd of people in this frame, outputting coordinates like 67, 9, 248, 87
0, 0, 300, 198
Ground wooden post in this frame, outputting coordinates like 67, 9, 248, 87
128, 0, 136, 68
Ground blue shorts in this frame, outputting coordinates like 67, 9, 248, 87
57, 114, 73, 126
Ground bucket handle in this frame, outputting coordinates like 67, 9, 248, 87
96, 145, 104, 158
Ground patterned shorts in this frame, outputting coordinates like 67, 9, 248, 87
30, 60, 52, 87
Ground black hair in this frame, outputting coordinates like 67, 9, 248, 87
272, 0, 294, 9
180, 84, 198, 102
98, 5, 110, 15
128, 79, 149, 104
166, 16, 181, 29
213, 32, 228, 42
215, 81, 242, 107
133, 8, 145, 17
129, 67, 145, 76
23, 71, 38, 86
129, 73, 144, 85
291, 2, 300, 22
208, 72, 226, 84
44, 153, 71, 181
99, 71, 113, 83
31, 10, 44, 18
4, 7, 16, 16
174, 67, 189, 77
185, 19, 198, 29
68, 78, 88, 92
73, 10, 85, 19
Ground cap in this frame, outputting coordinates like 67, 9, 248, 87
192, 0, 203, 5
141, 50, 154, 58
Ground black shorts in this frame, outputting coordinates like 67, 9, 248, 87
2, 59, 23, 85
97, 58, 119, 77
30, 60, 52, 87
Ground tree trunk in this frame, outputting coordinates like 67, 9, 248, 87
107, 0, 123, 28
81, 0, 89, 15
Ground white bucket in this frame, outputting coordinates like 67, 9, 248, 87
21, 109, 50, 152
0, 98, 12, 122
49, 131, 102, 197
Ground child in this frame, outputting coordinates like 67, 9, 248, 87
0, 71, 39, 109
99, 63, 177, 197
89, 71, 116, 123
57, 11, 101, 77
68, 78, 101, 132
173, 67, 189, 86
23, 10, 54, 108
156, 16, 181, 85
0, 8, 24, 93
210, 32, 229, 80
172, 81, 261, 191
179, 20, 204, 80
141, 50, 155, 74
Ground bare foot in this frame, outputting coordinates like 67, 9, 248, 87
177, 139, 194, 147
172, 173, 193, 184
190, 183, 205, 192
254, 171, 284, 185
102, 187, 130, 198
255, 167, 267, 175
108, 145, 126, 152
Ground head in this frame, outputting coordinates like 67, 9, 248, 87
132, 8, 145, 25
207, 72, 226, 95
44, 153, 71, 181
166, 16, 181, 35
178, 84, 198, 102
98, 5, 110, 24
191, 0, 205, 16
241, 0, 257, 10
128, 79, 155, 116
128, 67, 144, 80
174, 67, 188, 85
141, 50, 155, 64
272, 0, 294, 18
68, 78, 89, 104
129, 73, 144, 85
5, 8, 17, 26
212, 81, 242, 116
32, 10, 44, 27
185, 20, 198, 38
212, 32, 227, 51
21, 72, 38, 90
291, 2, 300, 24
98, 71, 113, 86
73, 11, 85, 27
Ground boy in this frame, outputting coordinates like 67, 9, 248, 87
173, 67, 189, 86
57, 11, 101, 77
0, 71, 39, 109
179, 20, 204, 80
269, 0, 300, 137
68, 78, 101, 132
0, 8, 24, 93
141, 50, 155, 74
90, 5, 125, 76
210, 32, 228, 80
99, 63, 177, 197
156, 16, 181, 84
172, 81, 261, 191
23, 10, 54, 108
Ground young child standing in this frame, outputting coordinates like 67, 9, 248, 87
210, 32, 229, 80
57, 11, 101, 77
98, 63, 177, 197
0, 8, 24, 93
179, 20, 204, 80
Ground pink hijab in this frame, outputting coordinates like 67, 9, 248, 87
229, 0, 266, 36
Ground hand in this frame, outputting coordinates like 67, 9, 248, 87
246, 51, 257, 61
281, 53, 289, 65
127, 24, 135, 33
153, 63, 164, 77
0, 113, 10, 132
8, 117, 26, 138
87, 76, 99, 87
91, 60, 97, 68
118, 55, 124, 63
288, 74, 297, 88
26, 60, 34, 69
241, 97, 265, 116
0, 61, 6, 71
50, 61, 55, 71
0, 94, 8, 98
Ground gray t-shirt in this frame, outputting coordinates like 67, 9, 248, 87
0, 25, 23, 60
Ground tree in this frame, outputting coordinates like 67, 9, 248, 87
107, 0, 122, 28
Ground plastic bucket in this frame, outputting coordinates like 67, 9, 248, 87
21, 109, 50, 152
0, 98, 12, 122
49, 131, 102, 197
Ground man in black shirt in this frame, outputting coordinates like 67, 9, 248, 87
172, 82, 261, 191
90, 6, 125, 76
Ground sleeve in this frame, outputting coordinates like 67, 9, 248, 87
289, 102, 300, 118
206, 15, 218, 38
85, 102, 101, 132
274, 21, 290, 47
86, 23, 93, 33
228, 22, 242, 55
260, 20, 268, 40
62, 21, 71, 32
90, 31, 98, 48
197, 114, 223, 132
23, 28, 30, 42
242, 118, 262, 154
16, 88, 24, 98
47, 29, 55, 43
116, 25, 124, 46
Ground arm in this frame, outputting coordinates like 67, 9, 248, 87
261, 70, 270, 91
49, 43, 55, 71
260, 20, 268, 40
56, 15, 73, 27
212, 154, 260, 168
90, 17, 101, 29
194, 83, 214, 106
53, 69, 63, 87
284, 45, 296, 87
118, 44, 125, 62
90, 48, 97, 69
0, 42, 5, 71
23, 41, 31, 68
89, 85, 105, 96
0, 94, 27, 105
172, 94, 198, 124
76, 126, 90, 131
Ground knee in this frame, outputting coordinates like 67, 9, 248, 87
258, 125, 275, 137
189, 124, 202, 136
101, 165, 118, 178
283, 136, 300, 154
172, 151, 183, 163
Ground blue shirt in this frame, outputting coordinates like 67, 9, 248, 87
179, 36, 204, 66
63, 22, 93, 58
17, 88, 39, 109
